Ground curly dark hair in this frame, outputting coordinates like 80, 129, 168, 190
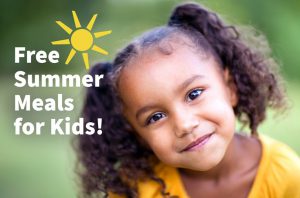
74, 2, 286, 198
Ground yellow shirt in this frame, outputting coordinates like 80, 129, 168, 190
110, 135, 300, 198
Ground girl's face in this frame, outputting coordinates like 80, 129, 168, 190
118, 43, 237, 171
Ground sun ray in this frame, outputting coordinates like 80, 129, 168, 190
94, 30, 112, 38
53, 11, 112, 70
56, 21, 73, 34
65, 49, 77, 64
92, 45, 108, 55
82, 53, 89, 70
72, 11, 81, 28
86, 14, 98, 31
51, 39, 70, 45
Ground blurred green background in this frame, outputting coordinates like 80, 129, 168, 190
1, 0, 299, 197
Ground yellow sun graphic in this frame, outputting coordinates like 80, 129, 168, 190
51, 11, 112, 70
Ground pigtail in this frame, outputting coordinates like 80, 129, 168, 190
75, 62, 159, 197
168, 3, 239, 63
76, 62, 133, 197
168, 3, 285, 134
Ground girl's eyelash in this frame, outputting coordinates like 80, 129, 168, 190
145, 112, 166, 126
144, 88, 204, 126
186, 88, 204, 101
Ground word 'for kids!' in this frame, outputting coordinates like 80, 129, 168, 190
14, 117, 102, 135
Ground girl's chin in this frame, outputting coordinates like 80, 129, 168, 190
180, 158, 223, 172
178, 150, 227, 171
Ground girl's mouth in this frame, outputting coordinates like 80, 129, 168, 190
181, 133, 214, 152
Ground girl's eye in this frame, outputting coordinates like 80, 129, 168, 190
187, 88, 203, 101
146, 112, 166, 125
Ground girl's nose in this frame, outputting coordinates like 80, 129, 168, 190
173, 108, 199, 138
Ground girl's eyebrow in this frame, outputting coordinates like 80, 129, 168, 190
135, 75, 204, 120
136, 104, 158, 120
176, 74, 204, 93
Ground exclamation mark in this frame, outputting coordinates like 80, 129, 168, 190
97, 118, 102, 135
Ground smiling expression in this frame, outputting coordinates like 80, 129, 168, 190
118, 40, 237, 171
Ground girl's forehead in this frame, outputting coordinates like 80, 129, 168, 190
138, 32, 200, 59
118, 44, 222, 91
130, 37, 205, 68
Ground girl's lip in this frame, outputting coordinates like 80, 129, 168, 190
180, 133, 213, 152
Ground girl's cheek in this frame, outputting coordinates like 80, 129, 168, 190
147, 128, 173, 150
202, 98, 235, 124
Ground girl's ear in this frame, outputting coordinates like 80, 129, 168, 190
224, 68, 238, 107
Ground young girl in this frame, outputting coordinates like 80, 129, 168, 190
76, 2, 300, 198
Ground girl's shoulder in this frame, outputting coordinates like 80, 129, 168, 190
109, 162, 189, 198
135, 162, 189, 198
248, 135, 300, 198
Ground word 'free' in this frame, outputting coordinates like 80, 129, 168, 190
15, 47, 59, 63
